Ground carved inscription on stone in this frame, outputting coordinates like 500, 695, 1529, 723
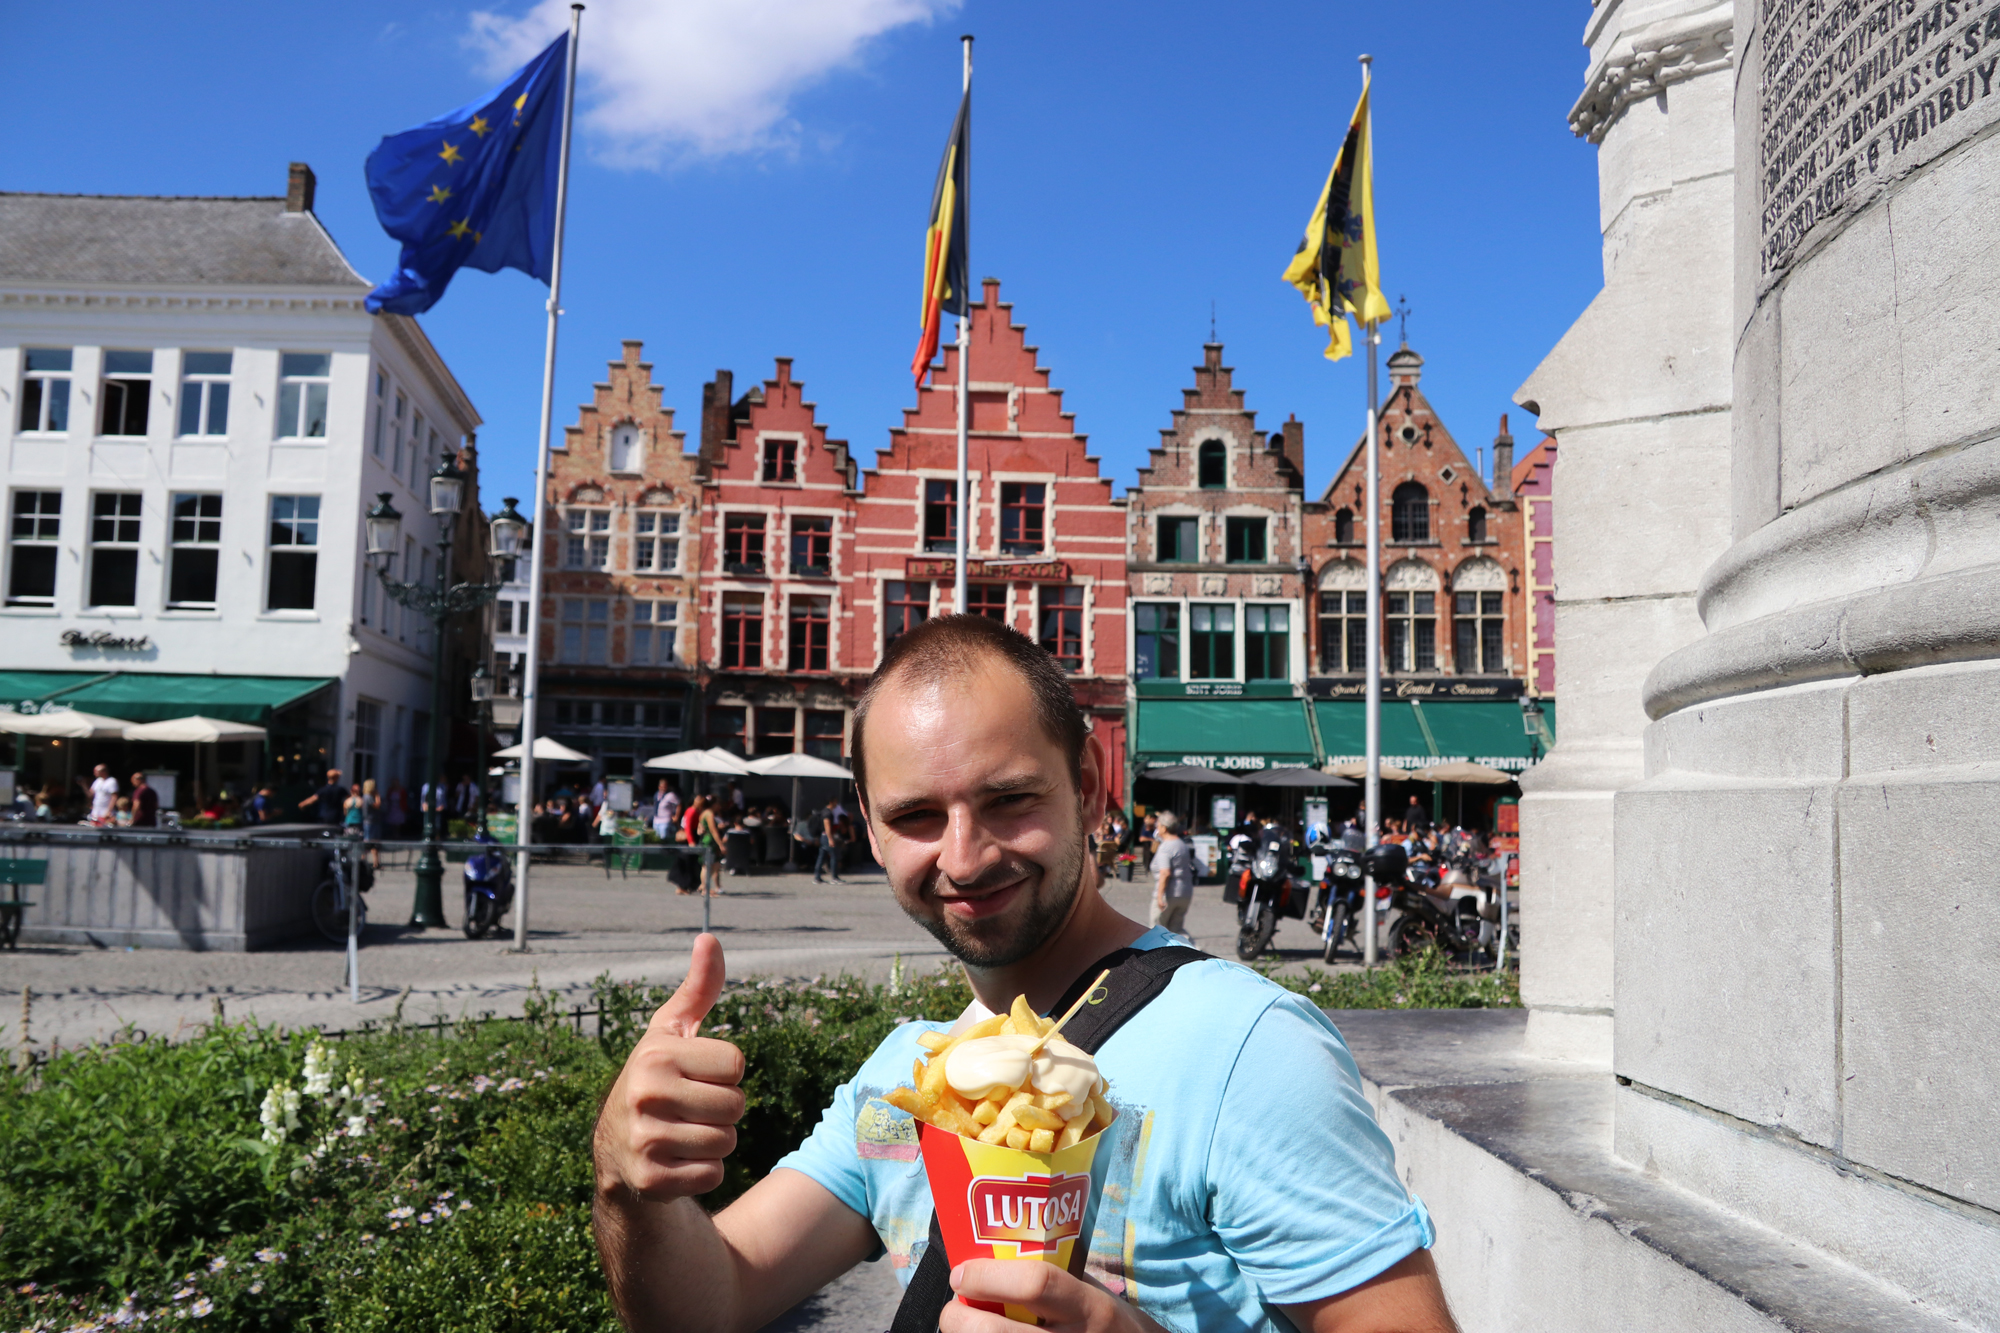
1760, 0, 2000, 279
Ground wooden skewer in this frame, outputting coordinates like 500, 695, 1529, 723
1028, 968, 1112, 1055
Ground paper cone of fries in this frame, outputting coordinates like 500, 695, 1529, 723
916, 1117, 1112, 1322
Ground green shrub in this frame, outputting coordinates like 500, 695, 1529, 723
1264, 947, 1522, 1009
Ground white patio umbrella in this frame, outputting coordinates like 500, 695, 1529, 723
1410, 760, 1515, 785
745, 753, 852, 779
0, 709, 135, 738
642, 747, 754, 775
121, 715, 267, 743
1328, 759, 1418, 782
492, 736, 592, 763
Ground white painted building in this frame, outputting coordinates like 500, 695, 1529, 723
0, 164, 483, 804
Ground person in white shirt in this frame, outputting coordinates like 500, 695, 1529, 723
1149, 810, 1196, 937
83, 765, 120, 827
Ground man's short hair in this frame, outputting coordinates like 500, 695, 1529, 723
1156, 811, 1180, 835
851, 614, 1088, 807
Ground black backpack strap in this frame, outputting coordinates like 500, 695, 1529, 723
888, 943, 1210, 1333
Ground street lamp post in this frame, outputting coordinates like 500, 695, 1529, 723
471, 664, 494, 837
366, 463, 506, 928
1520, 695, 1545, 766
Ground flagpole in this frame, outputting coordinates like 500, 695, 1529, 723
512, 2, 583, 953
954, 34, 973, 615
1358, 53, 1382, 970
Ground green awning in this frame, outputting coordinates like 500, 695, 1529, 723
1133, 697, 1319, 772
1314, 699, 1556, 773
0, 671, 335, 727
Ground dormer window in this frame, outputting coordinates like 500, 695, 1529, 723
762, 437, 798, 482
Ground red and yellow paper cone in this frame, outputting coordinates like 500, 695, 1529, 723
916, 1119, 1110, 1324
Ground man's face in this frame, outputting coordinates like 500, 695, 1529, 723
94, 766, 108, 779
131, 774, 144, 787
860, 660, 1105, 969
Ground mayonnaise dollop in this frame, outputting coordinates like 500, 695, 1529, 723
944, 1033, 1103, 1121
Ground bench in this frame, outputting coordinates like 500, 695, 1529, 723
0, 857, 47, 950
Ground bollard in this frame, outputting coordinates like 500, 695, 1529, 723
346, 838, 361, 1005
15, 985, 29, 1073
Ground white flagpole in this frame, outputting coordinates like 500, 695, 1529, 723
1358, 53, 1382, 969
512, 3, 583, 953
953, 34, 973, 615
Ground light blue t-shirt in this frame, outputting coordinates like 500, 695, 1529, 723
773, 928, 1434, 1332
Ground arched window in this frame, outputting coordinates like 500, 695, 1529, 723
1317, 560, 1367, 673
1383, 559, 1440, 672
1451, 558, 1506, 674
1197, 440, 1227, 489
1391, 483, 1429, 543
1466, 506, 1487, 543
1333, 507, 1354, 545
608, 424, 642, 473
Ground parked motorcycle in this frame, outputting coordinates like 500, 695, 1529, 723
1234, 831, 1307, 961
1379, 847, 1484, 960
1308, 843, 1367, 964
462, 832, 515, 939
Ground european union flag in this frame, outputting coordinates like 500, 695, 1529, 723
363, 35, 568, 316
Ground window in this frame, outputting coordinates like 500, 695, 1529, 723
707, 706, 747, 754
178, 352, 231, 437
884, 580, 929, 647
761, 436, 798, 482
608, 424, 642, 473
277, 353, 330, 438
1467, 506, 1487, 543
352, 699, 381, 785
1318, 565, 1369, 674
1391, 482, 1430, 543
19, 349, 72, 433
723, 513, 765, 574
1386, 591, 1437, 671
1189, 604, 1235, 679
561, 597, 610, 664
924, 479, 958, 553
1333, 507, 1355, 545
409, 413, 427, 482
966, 582, 1007, 621
392, 390, 407, 474
566, 510, 610, 569
1197, 440, 1227, 488
1134, 602, 1181, 680
1225, 516, 1267, 563
1156, 515, 1198, 562
1000, 482, 1045, 555
265, 495, 319, 611
1454, 591, 1505, 673
804, 709, 845, 759
99, 350, 152, 437
788, 595, 830, 671
370, 371, 386, 457
1244, 604, 1290, 681
791, 515, 832, 575
7, 491, 61, 605
1038, 585, 1084, 671
87, 493, 142, 607
167, 493, 222, 606
754, 707, 797, 756
634, 511, 680, 572
631, 601, 679, 665
721, 592, 764, 669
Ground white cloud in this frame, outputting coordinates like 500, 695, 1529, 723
467, 0, 961, 167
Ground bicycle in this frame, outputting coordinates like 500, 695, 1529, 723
310, 838, 370, 944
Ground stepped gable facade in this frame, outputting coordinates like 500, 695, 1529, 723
1511, 432, 1557, 699
1124, 342, 1310, 684
1303, 343, 1527, 685
694, 358, 862, 759
855, 278, 1128, 796
538, 339, 703, 777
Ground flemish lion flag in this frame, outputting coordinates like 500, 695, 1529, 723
912, 90, 970, 385
1281, 73, 1390, 361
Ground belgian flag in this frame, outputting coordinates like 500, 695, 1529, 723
1282, 72, 1390, 361
912, 90, 970, 386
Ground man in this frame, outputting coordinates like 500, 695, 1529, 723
82, 765, 119, 826
297, 768, 345, 825
1148, 809, 1194, 937
1403, 794, 1431, 833
592, 616, 1454, 1333
129, 772, 159, 828
812, 800, 842, 884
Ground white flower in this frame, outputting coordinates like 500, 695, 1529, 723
387, 1206, 414, 1220
189, 1297, 213, 1318
344, 1113, 368, 1137
258, 1082, 296, 1146
301, 1040, 335, 1098
206, 1257, 227, 1273
254, 1249, 284, 1264
247, 1282, 264, 1295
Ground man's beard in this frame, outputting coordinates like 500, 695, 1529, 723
902, 808, 1089, 969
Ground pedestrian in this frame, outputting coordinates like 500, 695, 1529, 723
1149, 810, 1194, 937
342, 782, 366, 842
596, 795, 621, 854
1404, 793, 1432, 833
82, 764, 119, 827
33, 787, 53, 822
360, 778, 383, 869
386, 781, 408, 839
112, 795, 134, 828
651, 780, 674, 842
695, 795, 725, 898
129, 772, 159, 828
298, 768, 345, 825
813, 799, 842, 883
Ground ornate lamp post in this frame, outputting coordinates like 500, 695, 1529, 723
1520, 695, 1546, 767
366, 458, 502, 927
470, 664, 494, 837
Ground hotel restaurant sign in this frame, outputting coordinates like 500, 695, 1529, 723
1310, 676, 1523, 702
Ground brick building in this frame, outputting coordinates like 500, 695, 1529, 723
694, 358, 861, 760
536, 340, 702, 786
1511, 430, 1557, 701
855, 279, 1129, 797
1303, 342, 1549, 771
1123, 343, 1317, 780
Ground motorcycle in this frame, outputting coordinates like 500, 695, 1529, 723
462, 832, 516, 940
1233, 834, 1307, 961
1307, 842, 1367, 964
1377, 847, 1485, 960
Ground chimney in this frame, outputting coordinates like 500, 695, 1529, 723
700, 370, 736, 460
1491, 413, 1515, 502
1279, 415, 1305, 483
286, 162, 316, 213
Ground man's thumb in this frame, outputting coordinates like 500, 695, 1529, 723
658, 933, 726, 1037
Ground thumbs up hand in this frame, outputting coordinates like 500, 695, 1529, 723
595, 933, 746, 1201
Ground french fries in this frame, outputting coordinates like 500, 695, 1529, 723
886, 994, 1117, 1149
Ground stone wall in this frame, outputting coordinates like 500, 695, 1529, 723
12, 835, 324, 951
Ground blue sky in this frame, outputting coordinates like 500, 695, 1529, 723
6, 1, 1601, 504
